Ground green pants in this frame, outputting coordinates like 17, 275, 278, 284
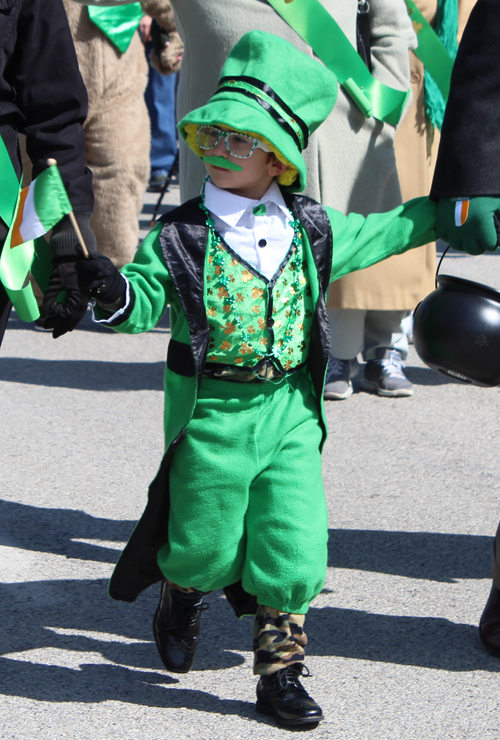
158, 371, 328, 615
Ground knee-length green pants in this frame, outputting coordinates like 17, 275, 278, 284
157, 371, 328, 615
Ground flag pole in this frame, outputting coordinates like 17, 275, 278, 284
47, 159, 90, 258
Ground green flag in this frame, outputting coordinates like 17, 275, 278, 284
0, 163, 73, 321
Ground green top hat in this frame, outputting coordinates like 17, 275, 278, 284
178, 30, 338, 192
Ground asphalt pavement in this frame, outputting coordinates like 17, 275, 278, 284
2, 184, 500, 739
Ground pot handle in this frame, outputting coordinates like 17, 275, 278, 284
435, 244, 451, 289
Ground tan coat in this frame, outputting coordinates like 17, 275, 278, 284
329, 0, 477, 310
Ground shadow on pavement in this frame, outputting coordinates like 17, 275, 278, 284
350, 365, 461, 391
0, 579, 248, 672
0, 499, 134, 563
1, 575, 499, 714
0, 358, 165, 391
2, 498, 499, 717
327, 528, 493, 582
1, 500, 493, 582
0, 356, 457, 391
403, 365, 463, 386
306, 605, 497, 672
0, 579, 255, 712
5, 308, 171, 334
0, 652, 263, 722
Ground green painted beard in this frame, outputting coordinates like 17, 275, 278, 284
203, 155, 243, 172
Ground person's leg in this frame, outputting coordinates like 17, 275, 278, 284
253, 605, 321, 727
324, 308, 365, 400
243, 375, 327, 616
154, 379, 267, 673
243, 373, 326, 726
144, 45, 178, 190
159, 382, 265, 592
85, 93, 150, 269
361, 310, 414, 397
479, 520, 500, 657
153, 579, 208, 674
253, 607, 307, 675
363, 309, 409, 361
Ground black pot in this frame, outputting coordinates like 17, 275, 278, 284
413, 274, 500, 386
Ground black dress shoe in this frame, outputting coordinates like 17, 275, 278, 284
152, 581, 206, 673
256, 664, 324, 727
479, 583, 500, 658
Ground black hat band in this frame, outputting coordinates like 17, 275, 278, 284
216, 75, 309, 151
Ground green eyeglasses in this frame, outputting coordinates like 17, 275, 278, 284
197, 126, 272, 159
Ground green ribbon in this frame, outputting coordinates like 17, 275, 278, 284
0, 135, 20, 230
0, 136, 40, 321
88, 3, 143, 54
403, 0, 454, 101
2, 234, 53, 322
30, 237, 53, 296
3, 283, 40, 322
0, 212, 34, 292
266, 0, 410, 126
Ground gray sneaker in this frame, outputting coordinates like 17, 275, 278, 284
324, 356, 359, 400
361, 349, 414, 397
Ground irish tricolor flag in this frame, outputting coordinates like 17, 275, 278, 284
10, 164, 72, 248
0, 161, 73, 321
454, 199, 470, 228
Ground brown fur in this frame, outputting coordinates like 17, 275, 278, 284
63, 0, 152, 267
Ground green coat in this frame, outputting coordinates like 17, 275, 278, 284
107, 192, 436, 610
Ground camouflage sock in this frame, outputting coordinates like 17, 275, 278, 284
253, 605, 307, 675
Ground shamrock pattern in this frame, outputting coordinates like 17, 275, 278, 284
205, 235, 314, 372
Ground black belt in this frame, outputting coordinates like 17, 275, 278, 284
203, 362, 285, 383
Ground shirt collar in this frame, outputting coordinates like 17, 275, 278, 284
204, 179, 290, 228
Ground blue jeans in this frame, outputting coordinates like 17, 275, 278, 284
144, 45, 178, 175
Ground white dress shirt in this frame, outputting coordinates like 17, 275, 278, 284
204, 179, 295, 281
94, 178, 296, 324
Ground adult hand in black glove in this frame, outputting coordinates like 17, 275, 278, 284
75, 252, 126, 306
38, 212, 97, 338
39, 256, 89, 339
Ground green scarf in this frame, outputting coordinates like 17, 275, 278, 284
88, 3, 143, 54
425, 0, 459, 131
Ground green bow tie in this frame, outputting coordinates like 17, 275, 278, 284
252, 204, 267, 216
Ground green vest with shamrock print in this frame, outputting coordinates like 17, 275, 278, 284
205, 233, 315, 375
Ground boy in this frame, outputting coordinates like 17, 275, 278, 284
76, 31, 436, 728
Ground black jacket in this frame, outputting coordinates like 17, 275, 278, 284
0, 0, 93, 215
431, 0, 500, 198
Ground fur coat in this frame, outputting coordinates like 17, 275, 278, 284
64, 0, 179, 267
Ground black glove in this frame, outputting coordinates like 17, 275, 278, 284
50, 212, 96, 260
39, 257, 89, 339
75, 252, 126, 306
38, 212, 96, 338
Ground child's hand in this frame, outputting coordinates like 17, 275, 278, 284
75, 253, 126, 306
436, 197, 500, 254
